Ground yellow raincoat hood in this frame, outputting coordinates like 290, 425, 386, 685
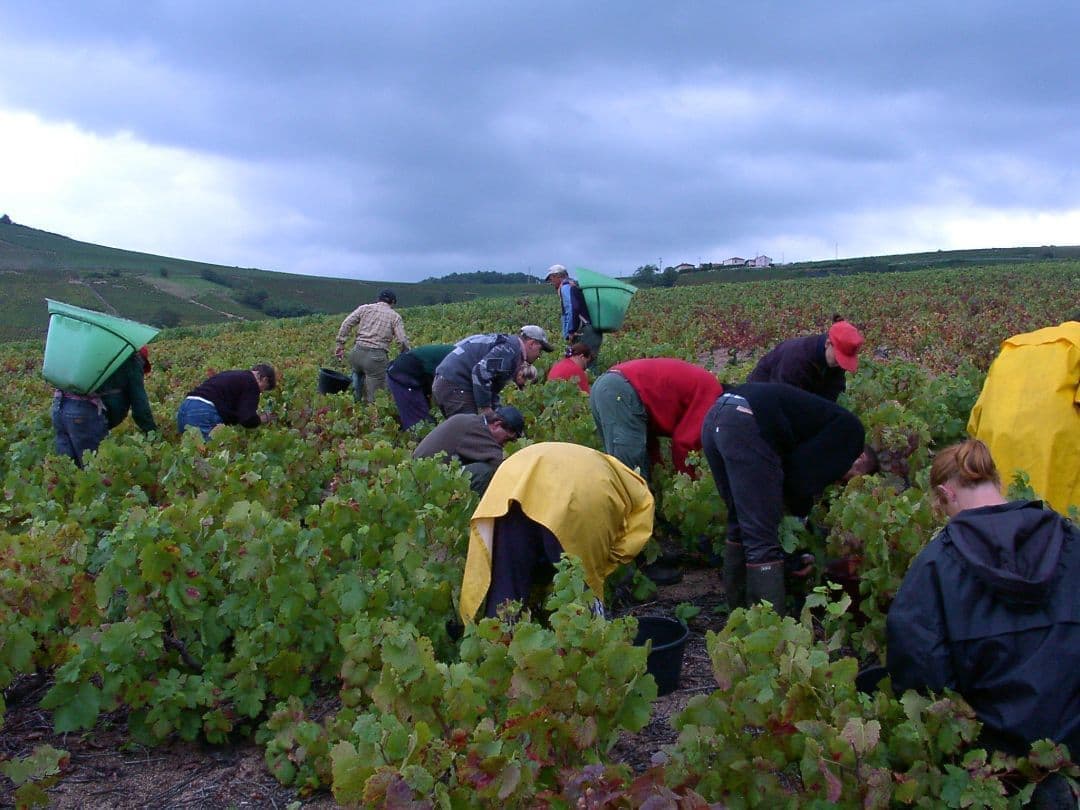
968, 321, 1080, 515
460, 442, 654, 623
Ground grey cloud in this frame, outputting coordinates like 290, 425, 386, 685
2, 2, 1080, 278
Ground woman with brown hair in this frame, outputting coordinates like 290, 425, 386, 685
887, 439, 1079, 789
547, 342, 594, 393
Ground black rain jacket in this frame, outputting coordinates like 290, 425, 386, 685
886, 501, 1080, 755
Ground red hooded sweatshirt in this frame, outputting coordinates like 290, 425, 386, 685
613, 358, 723, 475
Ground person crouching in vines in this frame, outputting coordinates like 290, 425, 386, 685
886, 438, 1080, 806
459, 442, 654, 623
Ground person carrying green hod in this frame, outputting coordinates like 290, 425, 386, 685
546, 264, 603, 367
52, 345, 157, 468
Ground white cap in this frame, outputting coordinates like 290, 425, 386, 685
545, 264, 568, 279
520, 325, 554, 352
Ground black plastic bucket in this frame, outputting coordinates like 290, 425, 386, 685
318, 367, 351, 394
633, 616, 689, 696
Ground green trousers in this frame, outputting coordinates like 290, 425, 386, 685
589, 371, 650, 481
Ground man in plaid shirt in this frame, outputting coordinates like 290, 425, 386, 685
334, 289, 410, 403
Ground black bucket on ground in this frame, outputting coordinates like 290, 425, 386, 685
633, 616, 689, 696
318, 368, 351, 394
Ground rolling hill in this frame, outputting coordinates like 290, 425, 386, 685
0, 218, 542, 343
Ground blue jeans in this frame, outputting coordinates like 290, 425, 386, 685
52, 396, 107, 467
176, 398, 222, 440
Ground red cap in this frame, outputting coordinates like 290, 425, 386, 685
828, 321, 863, 372
138, 346, 151, 375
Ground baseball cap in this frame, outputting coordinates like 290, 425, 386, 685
545, 264, 568, 280
828, 321, 864, 372
520, 325, 554, 352
138, 345, 151, 375
494, 405, 526, 438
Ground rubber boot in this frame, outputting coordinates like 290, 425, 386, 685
723, 541, 746, 610
746, 561, 786, 616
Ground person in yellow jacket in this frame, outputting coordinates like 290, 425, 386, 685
967, 317, 1080, 515
459, 442, 654, 623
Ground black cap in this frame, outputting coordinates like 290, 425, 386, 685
494, 405, 525, 437
378, 289, 397, 304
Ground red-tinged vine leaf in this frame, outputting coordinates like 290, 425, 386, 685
840, 717, 881, 755
571, 715, 598, 749
1028, 739, 1070, 771
382, 775, 433, 809
13, 782, 50, 810
892, 771, 921, 804
493, 761, 522, 800
817, 756, 843, 803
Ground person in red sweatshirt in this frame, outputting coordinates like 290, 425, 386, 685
589, 357, 722, 483
547, 342, 594, 393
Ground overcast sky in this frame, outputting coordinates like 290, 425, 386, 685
2, 2, 1079, 282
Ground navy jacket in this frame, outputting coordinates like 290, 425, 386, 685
747, 333, 846, 401
887, 501, 1080, 755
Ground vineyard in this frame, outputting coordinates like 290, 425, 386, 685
2, 262, 1079, 808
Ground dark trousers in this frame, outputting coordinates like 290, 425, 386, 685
701, 395, 785, 564
387, 371, 434, 430
578, 322, 603, 371
463, 461, 498, 496
487, 502, 565, 618
52, 396, 107, 468
432, 375, 477, 418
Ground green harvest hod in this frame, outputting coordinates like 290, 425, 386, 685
42, 299, 160, 394
573, 268, 637, 332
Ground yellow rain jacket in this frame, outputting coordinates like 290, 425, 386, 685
968, 321, 1080, 515
460, 442, 654, 623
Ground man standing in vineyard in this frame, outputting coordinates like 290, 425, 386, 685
589, 357, 722, 483
412, 405, 525, 494
546, 264, 602, 367
432, 326, 552, 418
459, 442, 654, 622
334, 289, 410, 404
747, 318, 864, 401
700, 382, 873, 615
967, 316, 1080, 515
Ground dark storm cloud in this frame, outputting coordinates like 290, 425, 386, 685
2, 1, 1080, 279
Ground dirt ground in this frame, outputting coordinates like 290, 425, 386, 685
1, 568, 726, 809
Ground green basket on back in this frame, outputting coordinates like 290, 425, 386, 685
573, 268, 637, 332
42, 299, 160, 394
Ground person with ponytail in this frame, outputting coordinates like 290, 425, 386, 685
887, 439, 1080, 771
